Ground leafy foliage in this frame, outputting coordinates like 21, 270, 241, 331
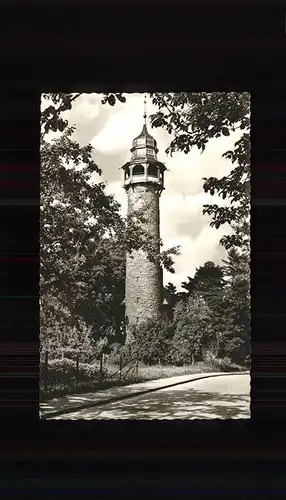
40, 357, 107, 397
130, 317, 172, 365
149, 92, 250, 368
163, 282, 178, 306
162, 257, 249, 367
220, 248, 250, 364
170, 295, 215, 365
41, 93, 126, 138
149, 92, 250, 252
39, 293, 110, 365
40, 124, 127, 342
182, 261, 225, 301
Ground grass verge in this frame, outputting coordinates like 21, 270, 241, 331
40, 358, 244, 401
138, 361, 244, 380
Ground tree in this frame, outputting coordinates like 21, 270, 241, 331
40, 125, 127, 343
170, 295, 215, 365
187, 251, 250, 365
40, 93, 179, 349
174, 255, 249, 365
181, 261, 225, 306
193, 261, 225, 311
163, 282, 178, 306
165, 282, 177, 296
220, 247, 250, 364
149, 92, 250, 252
181, 276, 196, 296
149, 93, 250, 366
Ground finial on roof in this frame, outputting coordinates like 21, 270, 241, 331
143, 93, 147, 127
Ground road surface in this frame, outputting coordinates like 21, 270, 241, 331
53, 373, 250, 420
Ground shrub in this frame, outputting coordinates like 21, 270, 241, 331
40, 357, 107, 393
106, 342, 132, 366
169, 333, 196, 366
203, 351, 242, 372
40, 294, 99, 363
131, 317, 172, 365
169, 295, 214, 366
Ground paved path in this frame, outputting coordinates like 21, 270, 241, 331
41, 372, 230, 418
50, 373, 250, 420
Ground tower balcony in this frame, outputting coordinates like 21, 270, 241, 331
121, 160, 167, 190
123, 174, 163, 188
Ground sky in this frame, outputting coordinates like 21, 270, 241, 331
41, 93, 245, 291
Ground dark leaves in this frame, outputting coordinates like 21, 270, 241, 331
107, 94, 116, 106
116, 93, 126, 103
42, 93, 128, 139
57, 119, 66, 132
101, 93, 126, 106
149, 95, 250, 243
41, 93, 82, 138
221, 127, 230, 136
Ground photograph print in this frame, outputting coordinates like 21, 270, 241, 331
40, 92, 250, 420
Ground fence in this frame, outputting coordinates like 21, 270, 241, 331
40, 348, 140, 394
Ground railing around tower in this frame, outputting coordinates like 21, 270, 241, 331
124, 174, 163, 186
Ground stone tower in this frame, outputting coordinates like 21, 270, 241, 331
121, 98, 166, 342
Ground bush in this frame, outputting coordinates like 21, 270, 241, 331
131, 318, 172, 365
169, 296, 214, 366
106, 342, 132, 366
43, 347, 99, 365
40, 294, 100, 363
203, 351, 242, 372
169, 334, 196, 366
222, 331, 250, 366
40, 357, 107, 393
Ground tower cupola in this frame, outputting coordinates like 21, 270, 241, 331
131, 124, 158, 160
121, 94, 166, 195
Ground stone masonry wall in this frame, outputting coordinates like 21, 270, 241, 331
125, 184, 162, 337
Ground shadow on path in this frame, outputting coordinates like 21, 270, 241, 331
56, 386, 250, 420
42, 372, 245, 416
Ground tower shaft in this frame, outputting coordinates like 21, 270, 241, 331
125, 184, 161, 335
121, 95, 167, 343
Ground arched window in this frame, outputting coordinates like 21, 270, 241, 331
133, 164, 145, 175
125, 167, 130, 180
148, 164, 158, 178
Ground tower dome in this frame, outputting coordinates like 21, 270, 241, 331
132, 124, 158, 151
130, 121, 159, 161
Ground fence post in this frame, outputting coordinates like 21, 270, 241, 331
76, 353, 79, 388
99, 351, 103, 384
119, 352, 122, 381
44, 350, 48, 391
